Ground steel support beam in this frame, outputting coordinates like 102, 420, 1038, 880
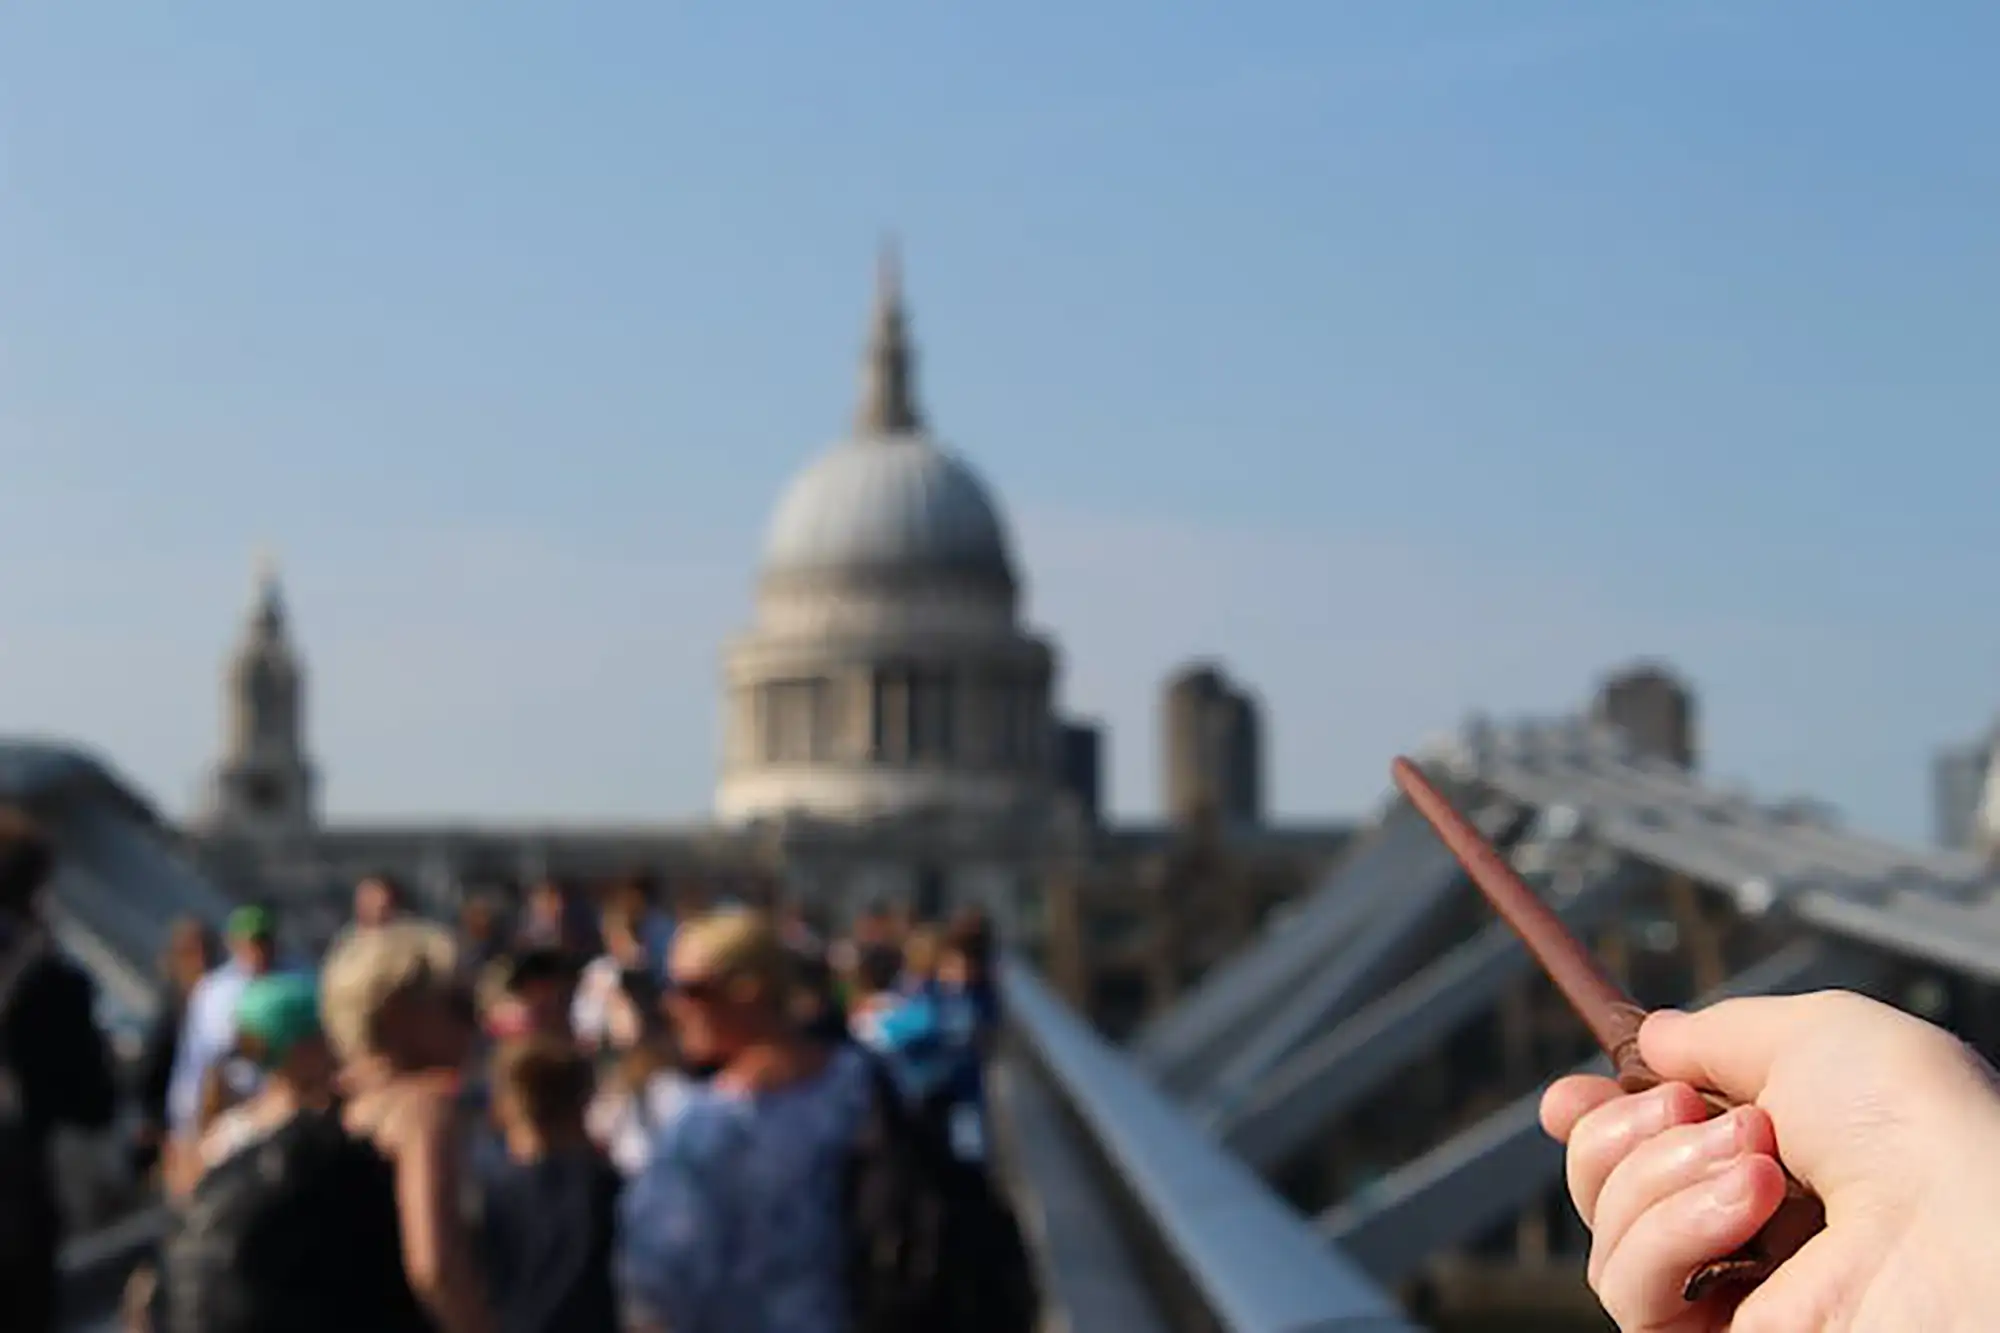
1317, 940, 1879, 1287
1134, 800, 1438, 1092
1215, 859, 1643, 1170
1140, 795, 1521, 1100
1795, 890, 2000, 987
1191, 802, 1526, 1119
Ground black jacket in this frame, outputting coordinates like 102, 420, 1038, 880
3, 945, 118, 1147
135, 993, 187, 1135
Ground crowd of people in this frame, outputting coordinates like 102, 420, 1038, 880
120, 869, 1033, 1333
12, 809, 2000, 1332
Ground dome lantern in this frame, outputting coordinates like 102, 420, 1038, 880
854, 238, 924, 439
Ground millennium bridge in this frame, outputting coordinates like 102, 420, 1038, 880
24, 714, 2000, 1333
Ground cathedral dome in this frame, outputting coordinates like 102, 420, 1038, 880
761, 435, 1014, 585
719, 245, 1059, 829
758, 244, 1015, 591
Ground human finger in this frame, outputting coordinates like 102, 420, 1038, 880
1588, 1105, 1778, 1288
1638, 992, 1884, 1105
1540, 1074, 1622, 1142
1565, 1081, 1711, 1225
1593, 1154, 1788, 1333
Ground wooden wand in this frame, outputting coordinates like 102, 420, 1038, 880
1390, 755, 1825, 1303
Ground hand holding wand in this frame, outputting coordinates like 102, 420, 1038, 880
1390, 755, 1825, 1303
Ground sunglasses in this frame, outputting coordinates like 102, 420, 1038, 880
669, 974, 729, 1004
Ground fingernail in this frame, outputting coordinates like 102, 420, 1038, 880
1696, 1108, 1746, 1156
1703, 1161, 1756, 1209
1640, 1081, 1689, 1123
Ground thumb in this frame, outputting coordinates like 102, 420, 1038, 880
1637, 994, 1834, 1103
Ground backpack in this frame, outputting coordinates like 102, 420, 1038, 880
0, 929, 53, 1268
844, 1057, 1039, 1333
160, 1109, 399, 1333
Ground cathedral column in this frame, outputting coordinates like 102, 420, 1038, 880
842, 668, 873, 760
949, 662, 979, 768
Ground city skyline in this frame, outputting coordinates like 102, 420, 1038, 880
3, 2, 1998, 838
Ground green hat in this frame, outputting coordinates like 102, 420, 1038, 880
227, 905, 275, 941
235, 973, 321, 1068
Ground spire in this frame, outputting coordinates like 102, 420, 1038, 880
248, 547, 287, 640
853, 237, 924, 438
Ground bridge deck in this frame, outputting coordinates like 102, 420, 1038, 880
42, 716, 2000, 1332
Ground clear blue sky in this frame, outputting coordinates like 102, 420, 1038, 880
2, 1, 1996, 839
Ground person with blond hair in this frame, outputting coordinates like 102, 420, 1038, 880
321, 919, 496, 1333
159, 922, 488, 1333
620, 908, 876, 1332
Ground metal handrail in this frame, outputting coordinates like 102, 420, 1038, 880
987, 1054, 1173, 1333
1001, 958, 1425, 1332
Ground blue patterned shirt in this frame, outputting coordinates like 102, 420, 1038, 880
619, 1044, 875, 1333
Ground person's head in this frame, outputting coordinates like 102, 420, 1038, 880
852, 900, 893, 947
851, 943, 904, 1003
948, 905, 993, 958
941, 911, 993, 988
0, 809, 53, 920
786, 947, 841, 1037
502, 948, 577, 1040
163, 917, 219, 994
491, 1035, 594, 1152
459, 894, 499, 946
668, 879, 712, 922
321, 919, 474, 1073
665, 909, 797, 1066
225, 905, 278, 976
526, 879, 567, 928
475, 957, 527, 1041
234, 972, 334, 1097
600, 896, 646, 965
351, 873, 407, 929
936, 940, 972, 990
609, 870, 658, 911
902, 927, 941, 985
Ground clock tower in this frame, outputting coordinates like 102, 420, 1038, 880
206, 554, 318, 836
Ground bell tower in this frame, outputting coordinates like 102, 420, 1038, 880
207, 553, 317, 835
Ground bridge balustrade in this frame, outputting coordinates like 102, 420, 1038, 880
997, 957, 1424, 1333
